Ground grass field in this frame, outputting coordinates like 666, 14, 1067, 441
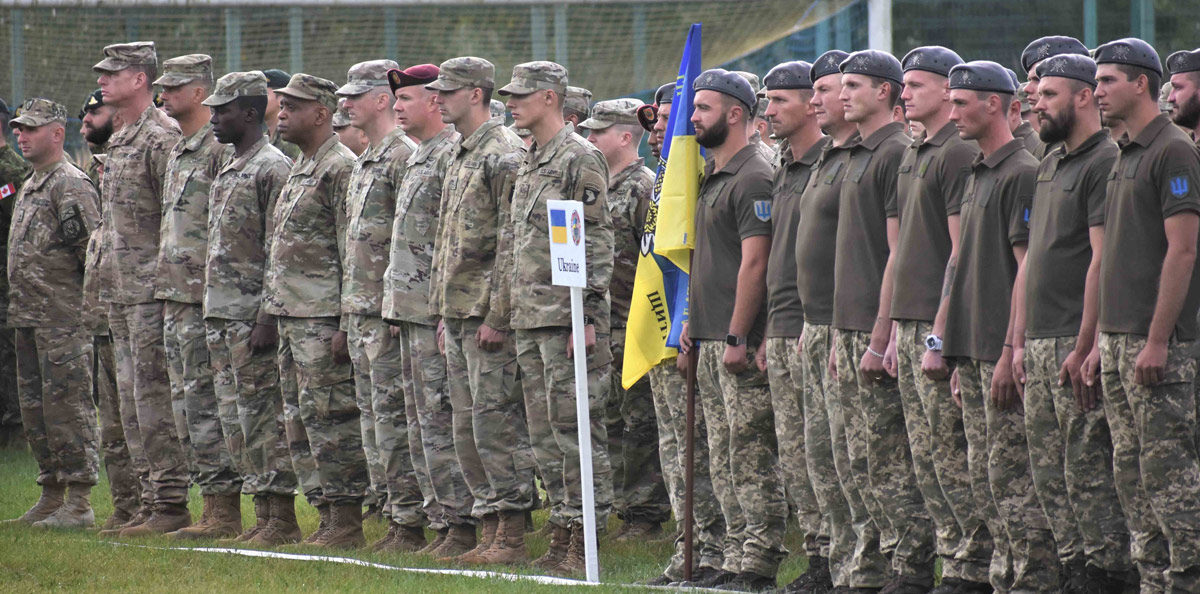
0, 446, 813, 592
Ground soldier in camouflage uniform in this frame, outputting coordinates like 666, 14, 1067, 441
499, 61, 615, 575
0, 97, 30, 449
333, 60, 428, 552
426, 57, 537, 566
381, 63, 476, 558
262, 69, 302, 161
5, 99, 101, 528
265, 73, 368, 549
578, 99, 671, 539
563, 86, 592, 127
93, 42, 190, 537
202, 71, 301, 545
151, 54, 244, 539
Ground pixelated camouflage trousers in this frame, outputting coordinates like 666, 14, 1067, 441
957, 358, 1058, 592
1100, 333, 1200, 593
443, 317, 537, 517
164, 302, 241, 496
95, 333, 139, 517
109, 302, 189, 506
397, 320, 474, 527
764, 335, 826, 559
277, 316, 367, 505
607, 327, 670, 524
516, 327, 613, 529
835, 330, 934, 585
15, 325, 99, 486
648, 360, 726, 579
696, 339, 787, 577
1024, 336, 1130, 573
345, 314, 423, 526
206, 318, 296, 496
896, 321, 990, 583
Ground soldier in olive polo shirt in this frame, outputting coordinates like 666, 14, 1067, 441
933, 61, 1056, 591
1009, 53, 1135, 591
890, 46, 993, 593
681, 68, 785, 592
1094, 38, 1200, 593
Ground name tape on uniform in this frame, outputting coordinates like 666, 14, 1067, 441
547, 199, 586, 288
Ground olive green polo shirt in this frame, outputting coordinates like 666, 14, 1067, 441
794, 135, 858, 326
765, 136, 826, 338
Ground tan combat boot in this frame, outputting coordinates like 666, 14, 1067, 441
171, 493, 240, 540
433, 523, 477, 560
100, 504, 150, 536
373, 523, 425, 553
454, 513, 497, 563
99, 508, 133, 532
227, 494, 268, 542
249, 494, 301, 545
32, 484, 94, 529
531, 521, 570, 569
416, 527, 448, 554
6, 483, 64, 525
476, 510, 528, 565
302, 503, 331, 544
370, 522, 399, 552
119, 503, 191, 537
552, 523, 586, 577
310, 503, 364, 549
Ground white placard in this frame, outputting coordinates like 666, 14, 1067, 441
546, 199, 587, 288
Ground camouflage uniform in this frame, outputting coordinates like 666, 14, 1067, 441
8, 146, 101, 488
429, 109, 536, 517
203, 128, 296, 497
0, 143, 30, 444
382, 123, 474, 527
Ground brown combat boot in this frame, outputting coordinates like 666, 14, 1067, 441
454, 513, 497, 563
374, 523, 425, 553
99, 508, 133, 532
249, 494, 301, 545
615, 520, 662, 542
417, 527, 447, 554
172, 494, 241, 540
227, 494, 269, 542
475, 510, 528, 565
309, 503, 364, 549
119, 503, 191, 537
532, 522, 570, 570
33, 484, 94, 529
302, 503, 331, 544
100, 504, 150, 536
433, 523, 477, 560
6, 483, 64, 525
552, 523, 586, 577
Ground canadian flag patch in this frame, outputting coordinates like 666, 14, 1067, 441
0, 183, 13, 199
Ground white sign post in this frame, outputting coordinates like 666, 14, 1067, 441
545, 199, 598, 583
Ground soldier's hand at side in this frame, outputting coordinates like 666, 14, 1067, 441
476, 323, 506, 353
950, 368, 962, 409
990, 349, 1020, 411
755, 343, 768, 372
436, 319, 446, 355
827, 345, 837, 381
566, 324, 596, 360
389, 325, 401, 338
1012, 345, 1026, 399
1134, 340, 1167, 386
796, 334, 804, 357
883, 338, 898, 379
676, 351, 689, 376
679, 322, 691, 354
922, 349, 950, 381
1059, 347, 1091, 412
723, 343, 748, 374
859, 344, 886, 383
249, 323, 278, 354
1081, 346, 1102, 410
332, 330, 350, 365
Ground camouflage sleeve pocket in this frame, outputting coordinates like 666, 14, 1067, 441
58, 204, 86, 243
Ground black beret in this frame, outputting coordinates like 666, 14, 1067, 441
902, 46, 963, 77
1005, 68, 1021, 90
261, 68, 292, 89
693, 68, 756, 112
79, 89, 104, 119
839, 49, 903, 85
655, 82, 675, 106
1167, 48, 1200, 75
811, 50, 850, 83
1020, 36, 1089, 73
1036, 54, 1098, 88
1094, 38, 1162, 76
949, 61, 1016, 94
764, 61, 813, 91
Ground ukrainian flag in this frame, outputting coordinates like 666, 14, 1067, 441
550, 208, 568, 244
621, 23, 703, 388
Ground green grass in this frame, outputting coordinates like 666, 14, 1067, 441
0, 447, 813, 592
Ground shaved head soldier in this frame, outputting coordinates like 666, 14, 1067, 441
1013, 53, 1136, 591
1166, 49, 1200, 142
1094, 38, 1200, 593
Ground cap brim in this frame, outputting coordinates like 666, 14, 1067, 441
93, 59, 128, 73
497, 83, 536, 97
335, 83, 374, 97
200, 94, 237, 107
10, 116, 51, 128
577, 117, 611, 131
154, 74, 202, 87
272, 87, 319, 102
424, 78, 467, 92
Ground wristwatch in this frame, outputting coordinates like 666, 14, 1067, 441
725, 334, 746, 347
925, 334, 943, 352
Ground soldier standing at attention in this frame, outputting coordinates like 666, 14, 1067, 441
334, 59, 427, 552
4, 99, 101, 528
563, 86, 592, 128
383, 63, 476, 558
1093, 38, 1200, 593
152, 54, 243, 540
93, 41, 189, 537
261, 69, 302, 161
500, 60, 614, 576
0, 97, 29, 450
332, 101, 369, 157
202, 71, 300, 546
680, 68, 785, 592
1166, 49, 1200, 143
265, 73, 367, 549
1019, 36, 1090, 161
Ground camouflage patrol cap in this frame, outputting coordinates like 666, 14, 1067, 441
1094, 38, 1162, 76
1167, 48, 1200, 75
1021, 36, 1088, 73
1160, 82, 1175, 113
949, 61, 1016, 94
1035, 54, 1098, 88
79, 89, 104, 118
490, 99, 507, 119
902, 46, 963, 77
511, 125, 532, 138
202, 71, 269, 107
733, 71, 762, 95
565, 86, 592, 117
498, 61, 568, 97
1016, 86, 1033, 113
154, 54, 213, 87
654, 82, 675, 106
10, 98, 68, 128
694, 68, 756, 112
764, 61, 814, 91
812, 50, 851, 83
332, 100, 351, 129
94, 41, 157, 73
839, 50, 904, 86
427, 57, 495, 91
578, 98, 642, 130
336, 60, 400, 97
273, 73, 340, 110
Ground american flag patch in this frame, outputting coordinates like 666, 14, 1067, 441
0, 183, 14, 199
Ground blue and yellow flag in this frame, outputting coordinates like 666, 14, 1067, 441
621, 23, 703, 389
